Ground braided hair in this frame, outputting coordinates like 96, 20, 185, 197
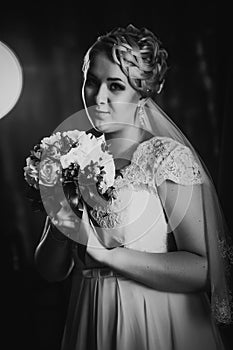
83, 24, 168, 98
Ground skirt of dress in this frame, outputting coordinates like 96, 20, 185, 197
61, 267, 225, 350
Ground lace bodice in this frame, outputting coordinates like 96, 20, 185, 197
79, 136, 202, 252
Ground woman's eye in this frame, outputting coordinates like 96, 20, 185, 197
110, 83, 125, 92
85, 77, 98, 87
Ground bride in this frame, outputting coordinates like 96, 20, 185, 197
34, 24, 232, 349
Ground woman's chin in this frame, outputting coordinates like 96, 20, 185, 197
93, 122, 115, 133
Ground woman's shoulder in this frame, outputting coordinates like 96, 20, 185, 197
131, 136, 183, 176
134, 136, 202, 186
144, 135, 185, 149
135, 136, 187, 163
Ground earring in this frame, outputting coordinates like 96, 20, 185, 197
137, 101, 146, 127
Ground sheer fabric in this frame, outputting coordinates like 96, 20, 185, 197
138, 98, 233, 324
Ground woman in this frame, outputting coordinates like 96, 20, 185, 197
35, 25, 232, 349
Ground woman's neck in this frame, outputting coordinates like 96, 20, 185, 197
104, 127, 152, 169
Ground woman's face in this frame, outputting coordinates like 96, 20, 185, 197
82, 52, 141, 135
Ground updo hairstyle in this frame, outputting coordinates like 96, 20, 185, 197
82, 24, 168, 98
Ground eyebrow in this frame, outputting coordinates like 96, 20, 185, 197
87, 72, 125, 83
107, 78, 125, 83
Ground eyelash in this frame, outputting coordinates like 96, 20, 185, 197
85, 78, 125, 92
109, 83, 125, 92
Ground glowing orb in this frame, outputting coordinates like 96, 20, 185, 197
0, 41, 23, 119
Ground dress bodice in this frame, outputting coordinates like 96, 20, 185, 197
73, 136, 202, 256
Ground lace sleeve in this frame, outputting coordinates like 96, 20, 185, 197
154, 141, 203, 187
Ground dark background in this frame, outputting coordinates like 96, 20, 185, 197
1, 1, 232, 349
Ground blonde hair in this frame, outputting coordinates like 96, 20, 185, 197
83, 24, 168, 97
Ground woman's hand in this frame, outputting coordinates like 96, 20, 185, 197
51, 199, 80, 238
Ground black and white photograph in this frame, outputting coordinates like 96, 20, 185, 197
1, 2, 233, 349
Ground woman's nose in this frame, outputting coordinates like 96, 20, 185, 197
96, 84, 108, 105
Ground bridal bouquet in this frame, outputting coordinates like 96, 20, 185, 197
23, 130, 116, 213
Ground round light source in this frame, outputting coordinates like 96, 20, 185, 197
0, 41, 23, 119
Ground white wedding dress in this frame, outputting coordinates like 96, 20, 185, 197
61, 136, 225, 350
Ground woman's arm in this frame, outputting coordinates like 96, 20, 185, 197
34, 216, 74, 282
87, 182, 209, 293
107, 249, 207, 293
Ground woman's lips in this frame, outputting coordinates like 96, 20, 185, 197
94, 109, 110, 118
95, 109, 110, 114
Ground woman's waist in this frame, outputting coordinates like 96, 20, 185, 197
72, 250, 122, 278
81, 266, 122, 279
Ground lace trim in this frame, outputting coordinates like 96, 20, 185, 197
210, 238, 233, 324
155, 142, 202, 186
115, 165, 157, 195
212, 293, 233, 324
89, 136, 202, 228
90, 206, 123, 229
218, 238, 233, 266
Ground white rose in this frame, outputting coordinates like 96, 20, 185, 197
62, 130, 85, 142
40, 132, 62, 149
39, 159, 61, 186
